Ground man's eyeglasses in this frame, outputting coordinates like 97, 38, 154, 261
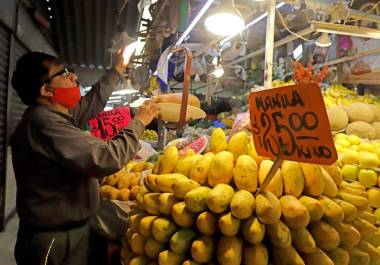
44, 67, 74, 83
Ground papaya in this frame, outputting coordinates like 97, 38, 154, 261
171, 202, 196, 228
300, 163, 325, 197
341, 245, 370, 265
230, 190, 255, 220
217, 236, 243, 265
143, 193, 160, 215
191, 236, 214, 263
139, 216, 159, 237
291, 228, 317, 254
308, 221, 340, 251
174, 154, 202, 177
321, 164, 343, 186
320, 167, 338, 197
158, 193, 178, 216
173, 178, 201, 200
327, 248, 349, 265
334, 198, 358, 223
228, 131, 249, 161
242, 216, 266, 244
243, 243, 268, 265
209, 128, 227, 154
190, 152, 215, 185
218, 212, 241, 236
155, 173, 187, 193
299, 196, 324, 222
208, 151, 234, 187
159, 146, 179, 174
279, 195, 310, 229
301, 248, 334, 265
259, 160, 283, 198
266, 220, 292, 248
352, 217, 377, 240
207, 184, 235, 214
319, 195, 344, 222
144, 238, 165, 259
328, 221, 361, 246
170, 228, 197, 254
158, 250, 184, 265
272, 246, 305, 265
184, 187, 211, 213
130, 233, 147, 255
234, 155, 258, 192
196, 211, 217, 236
281, 161, 304, 197
152, 218, 178, 243
255, 191, 282, 224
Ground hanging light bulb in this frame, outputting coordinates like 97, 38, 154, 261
205, 0, 244, 36
316, 32, 332, 48
212, 66, 224, 78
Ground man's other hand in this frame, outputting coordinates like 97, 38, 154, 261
134, 98, 161, 126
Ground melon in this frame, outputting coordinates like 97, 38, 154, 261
345, 103, 374, 123
346, 121, 376, 140
371, 122, 380, 140
327, 106, 349, 131
179, 136, 208, 155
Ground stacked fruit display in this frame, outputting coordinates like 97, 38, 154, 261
142, 130, 159, 142
99, 161, 154, 201
121, 128, 380, 265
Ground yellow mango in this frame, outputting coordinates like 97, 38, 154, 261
196, 211, 217, 236
352, 217, 377, 240
368, 188, 380, 208
272, 246, 305, 265
242, 216, 265, 244
139, 216, 159, 237
321, 164, 343, 186
234, 155, 258, 192
368, 231, 380, 247
300, 163, 325, 197
228, 131, 249, 160
341, 245, 370, 265
280, 195, 310, 229
209, 128, 227, 154
172, 178, 201, 200
189, 152, 215, 185
158, 193, 178, 216
308, 221, 340, 251
171, 202, 195, 228
207, 184, 235, 214
255, 191, 282, 224
217, 236, 243, 265
191, 236, 214, 263
243, 243, 268, 265
218, 212, 241, 236
152, 218, 178, 243
129, 256, 149, 265
181, 261, 199, 265
334, 198, 358, 223
319, 195, 344, 223
144, 238, 165, 259
230, 190, 255, 220
143, 193, 160, 215
320, 167, 338, 197
184, 187, 212, 213
338, 192, 369, 211
130, 213, 146, 231
357, 240, 380, 265
266, 220, 292, 248
258, 160, 283, 197
281, 161, 304, 197
155, 173, 187, 193
152, 156, 161, 174
340, 185, 369, 198
299, 196, 324, 222
328, 221, 361, 246
174, 154, 202, 177
159, 146, 179, 174
327, 248, 349, 265
158, 250, 184, 265
208, 151, 234, 187
247, 139, 268, 166
170, 228, 197, 254
302, 248, 334, 265
291, 228, 317, 254
358, 211, 377, 225
145, 174, 159, 192
132, 161, 147, 173
130, 233, 147, 255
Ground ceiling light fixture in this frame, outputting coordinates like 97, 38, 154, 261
315, 32, 331, 47
175, 0, 216, 47
221, 2, 285, 45
212, 66, 224, 78
49, 16, 52, 19
48, 7, 51, 11
205, 0, 244, 36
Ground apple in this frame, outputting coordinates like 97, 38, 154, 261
350, 145, 359, 151
359, 151, 380, 168
335, 139, 351, 148
340, 149, 359, 165
335, 133, 347, 140
341, 164, 359, 181
358, 143, 375, 152
335, 145, 344, 153
347, 135, 361, 146
358, 169, 378, 187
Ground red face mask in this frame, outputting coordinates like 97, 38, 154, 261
50, 86, 81, 109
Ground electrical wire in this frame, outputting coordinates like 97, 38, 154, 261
276, 8, 310, 42
343, 0, 380, 24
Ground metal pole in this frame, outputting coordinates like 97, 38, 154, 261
264, 0, 277, 88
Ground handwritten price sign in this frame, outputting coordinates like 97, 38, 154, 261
248, 83, 337, 165
89, 106, 132, 140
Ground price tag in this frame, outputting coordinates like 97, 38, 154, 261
248, 83, 337, 165
88, 106, 132, 140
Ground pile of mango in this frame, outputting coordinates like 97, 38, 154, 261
121, 129, 380, 265
99, 161, 154, 201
